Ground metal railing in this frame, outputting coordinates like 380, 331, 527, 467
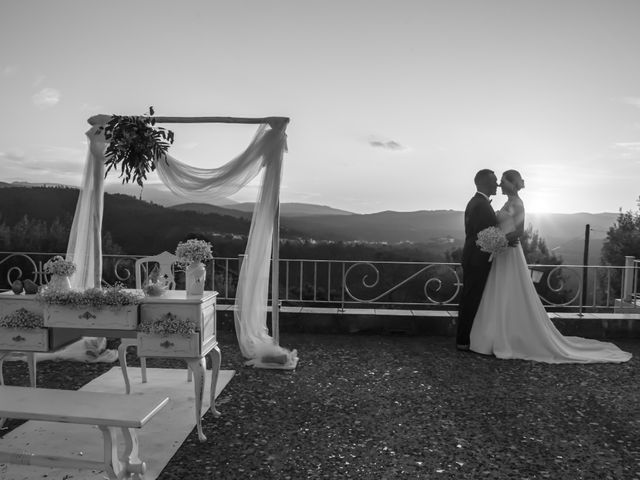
1, 251, 639, 313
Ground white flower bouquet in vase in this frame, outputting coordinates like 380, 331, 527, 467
43, 256, 76, 292
476, 226, 508, 261
175, 239, 213, 296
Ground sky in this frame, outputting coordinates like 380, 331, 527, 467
1, 0, 640, 214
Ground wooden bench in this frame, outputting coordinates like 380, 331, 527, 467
0, 385, 169, 479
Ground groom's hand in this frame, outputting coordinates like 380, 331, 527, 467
506, 232, 520, 247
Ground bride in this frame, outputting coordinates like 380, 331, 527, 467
470, 170, 632, 363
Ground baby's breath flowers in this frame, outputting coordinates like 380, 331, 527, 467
476, 226, 508, 261
138, 312, 197, 337
37, 284, 142, 309
175, 239, 213, 265
0, 308, 45, 329
43, 256, 76, 277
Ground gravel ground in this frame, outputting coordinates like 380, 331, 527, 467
1, 332, 639, 480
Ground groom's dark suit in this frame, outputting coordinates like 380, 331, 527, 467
457, 192, 497, 346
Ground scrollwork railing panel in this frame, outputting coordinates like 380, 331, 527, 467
0, 252, 634, 312
343, 262, 462, 306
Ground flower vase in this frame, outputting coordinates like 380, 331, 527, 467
48, 274, 71, 292
186, 262, 206, 296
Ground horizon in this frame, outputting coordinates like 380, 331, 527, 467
1, 1, 640, 215
0, 179, 626, 216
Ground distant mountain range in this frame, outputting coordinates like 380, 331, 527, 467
0, 181, 620, 263
170, 202, 353, 217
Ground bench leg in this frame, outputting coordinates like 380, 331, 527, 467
121, 427, 146, 479
186, 357, 207, 442
0, 351, 8, 429
98, 425, 125, 480
208, 345, 222, 418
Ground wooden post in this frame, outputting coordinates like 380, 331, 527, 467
88, 115, 290, 129
579, 224, 590, 316
272, 203, 281, 346
623, 255, 635, 302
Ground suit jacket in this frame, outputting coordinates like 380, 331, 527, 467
462, 193, 498, 268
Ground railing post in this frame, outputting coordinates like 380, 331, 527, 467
578, 224, 590, 317
622, 255, 635, 302
340, 262, 346, 312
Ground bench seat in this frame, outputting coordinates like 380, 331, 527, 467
0, 385, 169, 479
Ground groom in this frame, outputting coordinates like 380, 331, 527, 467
456, 169, 498, 351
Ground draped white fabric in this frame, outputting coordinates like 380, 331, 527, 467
66, 124, 106, 289
67, 118, 297, 369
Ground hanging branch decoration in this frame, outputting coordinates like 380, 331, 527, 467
96, 106, 175, 186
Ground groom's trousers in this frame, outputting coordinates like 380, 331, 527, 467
457, 263, 492, 346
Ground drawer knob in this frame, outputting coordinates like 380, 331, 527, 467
160, 340, 175, 348
12, 335, 26, 342
78, 311, 97, 320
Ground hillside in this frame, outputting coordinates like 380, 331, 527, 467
170, 202, 353, 217
281, 210, 618, 264
227, 202, 353, 217
0, 187, 254, 255
170, 203, 252, 219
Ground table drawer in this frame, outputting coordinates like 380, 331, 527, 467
0, 327, 48, 351
137, 333, 201, 357
0, 296, 42, 317
44, 305, 138, 330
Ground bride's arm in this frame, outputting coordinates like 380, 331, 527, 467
506, 199, 525, 245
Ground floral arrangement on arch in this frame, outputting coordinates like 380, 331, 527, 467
175, 239, 213, 266
37, 284, 143, 309
476, 226, 508, 261
96, 106, 175, 187
43, 256, 76, 277
0, 308, 44, 330
138, 312, 197, 337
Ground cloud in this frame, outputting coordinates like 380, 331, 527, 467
613, 142, 640, 156
614, 142, 640, 150
32, 87, 61, 108
621, 97, 640, 108
0, 148, 26, 161
610, 142, 640, 162
367, 136, 410, 152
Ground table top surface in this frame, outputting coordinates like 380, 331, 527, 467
0, 289, 218, 304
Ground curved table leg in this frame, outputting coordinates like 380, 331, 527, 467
140, 357, 147, 383
0, 351, 9, 429
186, 357, 207, 442
208, 345, 221, 418
26, 352, 36, 388
118, 339, 137, 395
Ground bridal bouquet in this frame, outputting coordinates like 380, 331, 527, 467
476, 226, 508, 261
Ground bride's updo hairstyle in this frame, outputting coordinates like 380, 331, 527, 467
502, 169, 525, 192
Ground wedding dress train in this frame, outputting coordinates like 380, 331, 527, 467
470, 203, 631, 364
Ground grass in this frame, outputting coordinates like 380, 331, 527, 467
2, 331, 639, 479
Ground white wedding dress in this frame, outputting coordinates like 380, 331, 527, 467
470, 200, 632, 363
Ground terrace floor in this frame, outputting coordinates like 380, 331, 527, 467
1, 331, 639, 479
